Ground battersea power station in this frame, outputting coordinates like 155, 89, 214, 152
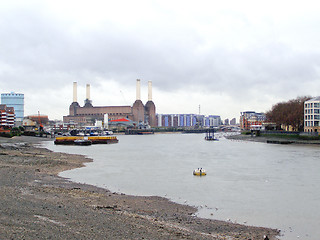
63, 79, 156, 127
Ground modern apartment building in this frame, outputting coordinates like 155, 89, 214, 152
156, 114, 221, 128
0, 104, 15, 127
240, 111, 266, 130
1, 92, 24, 122
304, 97, 320, 133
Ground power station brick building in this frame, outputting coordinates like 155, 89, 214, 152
63, 79, 156, 127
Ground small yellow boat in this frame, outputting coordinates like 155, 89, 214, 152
193, 168, 206, 176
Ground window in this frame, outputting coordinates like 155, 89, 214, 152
315, 121, 319, 126
315, 115, 320, 119
315, 109, 320, 114
311, 103, 313, 108
315, 103, 320, 108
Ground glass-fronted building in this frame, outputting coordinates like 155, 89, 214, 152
1, 92, 24, 121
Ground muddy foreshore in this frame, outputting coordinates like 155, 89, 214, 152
0, 136, 279, 240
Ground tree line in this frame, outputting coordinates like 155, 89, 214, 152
265, 96, 311, 132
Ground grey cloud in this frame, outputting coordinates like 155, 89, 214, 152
1, 3, 320, 112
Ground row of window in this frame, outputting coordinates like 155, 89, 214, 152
305, 109, 320, 114
305, 103, 320, 108
77, 112, 126, 116
305, 121, 320, 127
305, 115, 320, 120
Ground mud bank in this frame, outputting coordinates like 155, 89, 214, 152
0, 136, 279, 239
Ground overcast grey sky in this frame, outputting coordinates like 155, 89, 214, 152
1, 0, 320, 120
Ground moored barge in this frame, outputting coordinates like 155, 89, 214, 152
88, 136, 118, 144
54, 136, 118, 145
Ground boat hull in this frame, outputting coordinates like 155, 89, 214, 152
54, 136, 119, 145
205, 136, 218, 141
88, 136, 119, 144
193, 169, 206, 176
54, 136, 83, 145
74, 139, 92, 146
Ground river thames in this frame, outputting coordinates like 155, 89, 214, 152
44, 133, 320, 240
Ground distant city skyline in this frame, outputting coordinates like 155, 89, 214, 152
1, 1, 320, 120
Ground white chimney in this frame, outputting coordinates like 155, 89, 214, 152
136, 79, 141, 100
73, 82, 77, 102
148, 81, 152, 101
86, 84, 90, 100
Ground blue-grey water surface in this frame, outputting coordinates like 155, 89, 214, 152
44, 133, 320, 240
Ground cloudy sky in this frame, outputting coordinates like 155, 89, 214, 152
1, 0, 320, 120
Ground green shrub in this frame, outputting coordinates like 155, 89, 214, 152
11, 127, 21, 136
241, 131, 251, 135
0, 132, 13, 138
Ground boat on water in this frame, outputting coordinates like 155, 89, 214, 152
88, 136, 118, 144
193, 168, 206, 176
54, 135, 118, 145
205, 135, 218, 141
205, 128, 218, 141
54, 136, 83, 145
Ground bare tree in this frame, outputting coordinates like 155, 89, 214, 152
266, 96, 311, 131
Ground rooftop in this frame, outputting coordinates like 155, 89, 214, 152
306, 96, 320, 102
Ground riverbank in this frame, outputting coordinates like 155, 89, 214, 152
0, 136, 279, 239
227, 133, 320, 144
